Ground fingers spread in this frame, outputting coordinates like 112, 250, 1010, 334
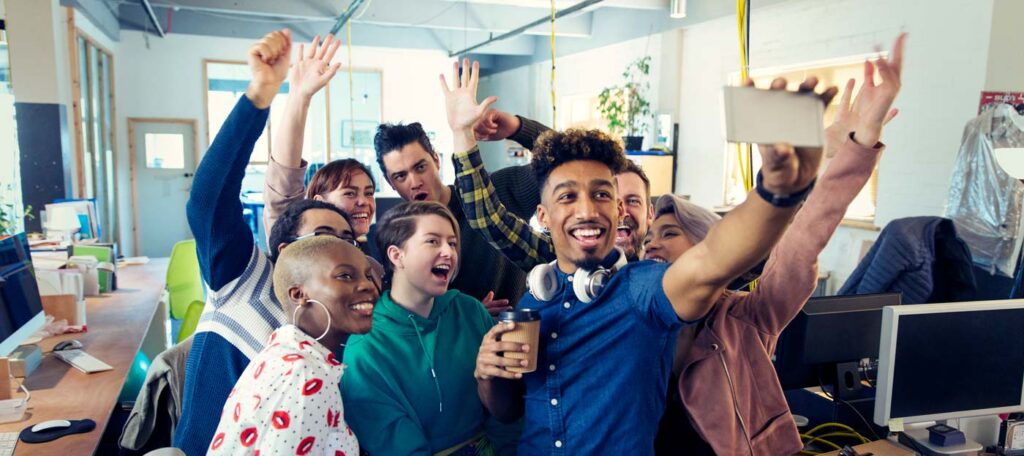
324, 39, 342, 63
307, 35, 320, 59
819, 86, 839, 106
769, 77, 787, 90
439, 74, 451, 94
797, 76, 818, 93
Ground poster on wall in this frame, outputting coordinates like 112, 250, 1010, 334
979, 91, 1024, 114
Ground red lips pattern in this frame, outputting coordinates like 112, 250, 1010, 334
207, 325, 358, 455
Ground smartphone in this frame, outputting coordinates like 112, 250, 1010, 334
722, 86, 825, 147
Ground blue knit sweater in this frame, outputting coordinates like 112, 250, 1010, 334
174, 95, 286, 455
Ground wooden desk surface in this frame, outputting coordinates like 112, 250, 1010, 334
0, 258, 168, 455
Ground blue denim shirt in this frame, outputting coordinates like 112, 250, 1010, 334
516, 260, 684, 455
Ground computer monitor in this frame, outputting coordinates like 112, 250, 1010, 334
873, 300, 1024, 426
0, 233, 45, 357
774, 292, 902, 390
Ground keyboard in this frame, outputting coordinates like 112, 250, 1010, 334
54, 349, 113, 374
0, 431, 17, 456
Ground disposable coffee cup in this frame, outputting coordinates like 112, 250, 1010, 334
498, 309, 541, 373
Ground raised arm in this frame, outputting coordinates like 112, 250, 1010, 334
187, 29, 290, 290
732, 33, 906, 333
663, 77, 839, 322
262, 35, 341, 235
443, 59, 557, 270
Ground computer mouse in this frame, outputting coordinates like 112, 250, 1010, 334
31, 420, 71, 433
53, 340, 83, 352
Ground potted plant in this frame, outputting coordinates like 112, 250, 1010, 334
598, 56, 652, 151
0, 201, 33, 239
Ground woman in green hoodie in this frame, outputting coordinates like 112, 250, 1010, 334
341, 201, 519, 455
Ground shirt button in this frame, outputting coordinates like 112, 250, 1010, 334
567, 275, 573, 282
551, 332, 558, 339
550, 398, 558, 406
549, 364, 556, 371
563, 302, 571, 309
555, 440, 563, 448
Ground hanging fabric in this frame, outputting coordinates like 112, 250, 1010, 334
945, 103, 1024, 276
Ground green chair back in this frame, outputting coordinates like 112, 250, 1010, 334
166, 239, 204, 320
177, 300, 205, 343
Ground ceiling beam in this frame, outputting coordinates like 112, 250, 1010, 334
328, 0, 366, 36
138, 0, 165, 37
117, 4, 539, 55
59, 0, 121, 41
449, 0, 603, 57
136, 0, 593, 38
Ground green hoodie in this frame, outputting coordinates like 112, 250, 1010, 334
341, 289, 520, 455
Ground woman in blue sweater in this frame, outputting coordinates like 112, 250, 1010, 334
174, 29, 360, 455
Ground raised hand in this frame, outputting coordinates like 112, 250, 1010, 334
847, 33, 906, 148
440, 58, 498, 133
481, 290, 512, 317
290, 34, 342, 99
246, 29, 292, 108
474, 109, 522, 141
754, 76, 838, 195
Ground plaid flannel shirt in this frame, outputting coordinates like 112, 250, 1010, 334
454, 146, 556, 271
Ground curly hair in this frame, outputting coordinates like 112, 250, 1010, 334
374, 122, 436, 180
530, 129, 630, 191
306, 159, 376, 200
268, 199, 353, 263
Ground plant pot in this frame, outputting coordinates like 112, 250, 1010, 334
623, 136, 644, 151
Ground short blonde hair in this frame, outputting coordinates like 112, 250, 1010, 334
272, 235, 350, 307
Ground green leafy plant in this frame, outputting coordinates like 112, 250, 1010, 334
0, 201, 33, 237
597, 56, 652, 138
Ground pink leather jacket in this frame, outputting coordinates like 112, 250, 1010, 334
676, 137, 884, 455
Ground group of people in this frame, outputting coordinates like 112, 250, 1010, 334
172, 27, 907, 455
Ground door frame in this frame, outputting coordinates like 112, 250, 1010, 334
127, 117, 200, 256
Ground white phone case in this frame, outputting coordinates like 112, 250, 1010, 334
722, 86, 825, 147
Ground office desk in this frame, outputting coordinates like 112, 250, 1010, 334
0, 258, 168, 455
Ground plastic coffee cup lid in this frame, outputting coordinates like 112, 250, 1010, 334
498, 309, 540, 322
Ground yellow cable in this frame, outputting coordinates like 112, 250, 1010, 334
346, 21, 355, 155
805, 437, 844, 452
550, 0, 557, 130
803, 432, 868, 450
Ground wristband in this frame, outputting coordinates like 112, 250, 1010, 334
755, 171, 815, 207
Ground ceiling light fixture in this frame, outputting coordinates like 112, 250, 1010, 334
670, 0, 687, 18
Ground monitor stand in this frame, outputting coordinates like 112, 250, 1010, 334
899, 426, 983, 456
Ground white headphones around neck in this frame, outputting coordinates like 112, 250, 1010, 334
527, 247, 628, 304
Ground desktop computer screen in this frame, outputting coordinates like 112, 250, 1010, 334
874, 300, 1024, 426
774, 292, 901, 390
0, 233, 45, 357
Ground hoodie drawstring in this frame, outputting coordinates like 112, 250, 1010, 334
408, 315, 444, 413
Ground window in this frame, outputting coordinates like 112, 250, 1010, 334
0, 25, 26, 235
328, 69, 383, 191
144, 133, 186, 169
203, 62, 383, 191
723, 58, 881, 222
70, 30, 118, 243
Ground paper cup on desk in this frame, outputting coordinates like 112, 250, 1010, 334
498, 309, 540, 373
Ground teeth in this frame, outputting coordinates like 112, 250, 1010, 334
434, 264, 450, 271
352, 214, 369, 220
350, 303, 374, 311
572, 228, 602, 238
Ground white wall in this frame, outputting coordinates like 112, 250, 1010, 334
676, 0, 996, 290
984, 0, 1024, 92
112, 31, 454, 255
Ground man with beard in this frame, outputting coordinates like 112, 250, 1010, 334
457, 109, 655, 269
454, 65, 837, 453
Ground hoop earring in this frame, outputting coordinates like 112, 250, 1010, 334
292, 299, 332, 341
